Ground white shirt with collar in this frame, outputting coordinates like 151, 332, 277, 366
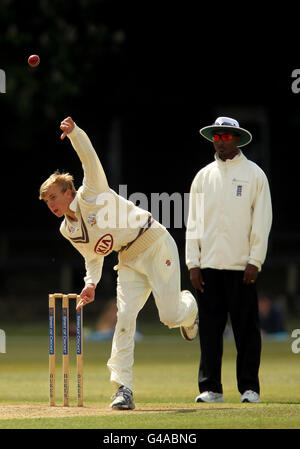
185, 150, 272, 272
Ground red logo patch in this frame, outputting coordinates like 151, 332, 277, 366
94, 234, 114, 255
166, 259, 171, 266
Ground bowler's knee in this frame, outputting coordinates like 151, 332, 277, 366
159, 309, 181, 328
116, 309, 137, 332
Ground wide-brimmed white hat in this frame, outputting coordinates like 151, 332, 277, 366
200, 117, 252, 147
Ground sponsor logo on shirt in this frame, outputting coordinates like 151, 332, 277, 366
94, 234, 114, 255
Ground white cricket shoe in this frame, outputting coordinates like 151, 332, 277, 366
195, 391, 224, 403
110, 386, 135, 410
180, 315, 198, 341
240, 390, 260, 403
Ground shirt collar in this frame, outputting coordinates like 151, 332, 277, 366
69, 194, 78, 212
215, 150, 243, 164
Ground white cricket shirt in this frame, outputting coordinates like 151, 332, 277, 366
185, 151, 272, 271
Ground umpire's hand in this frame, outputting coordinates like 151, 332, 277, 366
243, 263, 259, 285
189, 267, 205, 293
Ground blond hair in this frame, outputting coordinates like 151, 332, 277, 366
39, 170, 76, 200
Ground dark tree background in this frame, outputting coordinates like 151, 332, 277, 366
0, 1, 299, 320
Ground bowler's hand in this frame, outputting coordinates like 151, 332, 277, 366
60, 116, 75, 140
243, 263, 259, 285
76, 284, 96, 310
190, 267, 205, 293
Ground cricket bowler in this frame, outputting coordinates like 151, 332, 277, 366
40, 116, 198, 410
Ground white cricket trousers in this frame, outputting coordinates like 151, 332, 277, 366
107, 232, 198, 391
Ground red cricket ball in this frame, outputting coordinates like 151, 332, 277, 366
28, 54, 40, 67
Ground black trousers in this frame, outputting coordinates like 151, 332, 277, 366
196, 268, 261, 395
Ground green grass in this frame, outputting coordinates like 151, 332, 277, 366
0, 324, 299, 430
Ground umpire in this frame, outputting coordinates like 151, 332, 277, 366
186, 117, 272, 403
